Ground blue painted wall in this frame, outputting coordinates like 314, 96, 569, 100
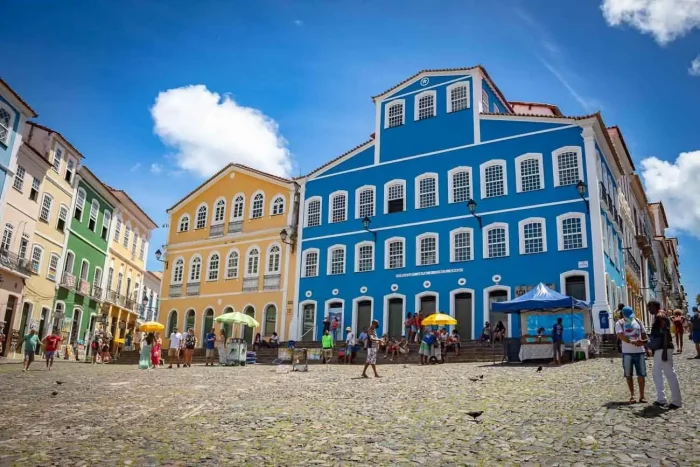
482, 80, 507, 114
384, 75, 469, 100
480, 119, 570, 143
318, 143, 375, 177
0, 95, 20, 168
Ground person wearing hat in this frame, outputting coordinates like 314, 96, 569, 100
344, 326, 355, 364
614, 306, 649, 404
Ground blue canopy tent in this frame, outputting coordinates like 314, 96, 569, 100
491, 283, 591, 361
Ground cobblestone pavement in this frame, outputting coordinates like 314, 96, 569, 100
0, 355, 698, 466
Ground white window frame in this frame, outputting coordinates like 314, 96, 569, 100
556, 212, 588, 251
225, 249, 240, 279
89, 199, 99, 231
40, 193, 53, 222
446, 81, 470, 113
101, 210, 111, 238
189, 255, 202, 282
480, 89, 489, 113
266, 244, 281, 274
302, 248, 320, 278
123, 221, 131, 248
326, 244, 346, 276
480, 160, 508, 199
447, 167, 472, 204
13, 165, 25, 192
552, 146, 584, 187
212, 197, 226, 225
384, 99, 405, 129
172, 258, 185, 284
514, 153, 544, 193
482, 222, 510, 259
52, 144, 64, 173
414, 173, 439, 209
74, 188, 86, 221
416, 233, 439, 266
383, 180, 406, 214
195, 203, 208, 229
65, 158, 75, 183
270, 195, 285, 216
30, 244, 44, 274
518, 217, 547, 255
0, 102, 16, 146
178, 214, 190, 232
449, 227, 474, 262
354, 185, 376, 219
414, 90, 437, 121
245, 246, 261, 278
384, 236, 406, 270
250, 191, 265, 219
231, 193, 245, 220
207, 251, 220, 282
48, 253, 60, 281
304, 196, 323, 227
328, 190, 348, 223
354, 241, 375, 273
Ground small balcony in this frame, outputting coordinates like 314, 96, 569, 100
125, 298, 137, 313
625, 251, 641, 277
242, 277, 259, 291
228, 221, 243, 234
209, 224, 224, 238
0, 249, 33, 277
263, 274, 281, 290
91, 285, 103, 301
77, 279, 91, 296
169, 284, 182, 298
186, 282, 200, 296
106, 289, 126, 307
60, 272, 76, 290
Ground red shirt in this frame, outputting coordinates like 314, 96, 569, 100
415, 315, 422, 327
45, 335, 61, 352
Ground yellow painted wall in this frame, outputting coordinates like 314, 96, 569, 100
158, 165, 298, 346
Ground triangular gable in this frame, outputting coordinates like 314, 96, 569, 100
304, 139, 375, 180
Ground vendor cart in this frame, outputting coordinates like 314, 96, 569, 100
225, 338, 247, 366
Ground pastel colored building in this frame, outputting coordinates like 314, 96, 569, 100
293, 66, 631, 342
158, 164, 299, 346
142, 270, 161, 322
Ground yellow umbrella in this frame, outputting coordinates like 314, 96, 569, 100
215, 311, 260, 327
421, 313, 457, 327
139, 321, 165, 332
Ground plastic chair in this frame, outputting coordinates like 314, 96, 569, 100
574, 339, 591, 360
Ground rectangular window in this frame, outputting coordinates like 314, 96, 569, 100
123, 225, 130, 248
450, 85, 469, 112
453, 232, 471, 262
420, 237, 437, 265
226, 253, 239, 279
557, 152, 580, 186
417, 94, 435, 120
57, 206, 68, 232
139, 238, 145, 260
13, 166, 25, 191
388, 241, 404, 269
114, 218, 122, 242
29, 178, 40, 201
52, 147, 62, 172
484, 165, 505, 198
452, 171, 470, 203
358, 189, 374, 218
387, 184, 404, 213
0, 226, 12, 251
74, 190, 85, 220
330, 248, 345, 275
523, 222, 544, 254
48, 254, 59, 281
357, 245, 373, 272
562, 218, 583, 250
481, 89, 489, 112
520, 159, 541, 192
419, 177, 436, 208
387, 103, 403, 128
307, 200, 321, 227
331, 195, 346, 223
40, 195, 52, 222
31, 246, 42, 273
19, 235, 29, 259
487, 228, 507, 258
89, 202, 98, 231
304, 252, 318, 277
65, 159, 75, 183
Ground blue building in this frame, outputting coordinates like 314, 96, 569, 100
0, 78, 38, 220
292, 66, 625, 341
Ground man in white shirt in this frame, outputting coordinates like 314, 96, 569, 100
168, 327, 183, 369
614, 306, 649, 404
344, 326, 355, 364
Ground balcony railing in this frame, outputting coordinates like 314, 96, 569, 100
170, 284, 182, 297
625, 251, 641, 277
0, 249, 33, 277
60, 272, 76, 289
228, 220, 243, 234
263, 274, 281, 290
242, 277, 259, 291
91, 285, 103, 301
107, 289, 126, 307
209, 224, 224, 238
186, 282, 200, 296
77, 279, 91, 296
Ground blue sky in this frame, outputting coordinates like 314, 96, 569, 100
5, 0, 700, 301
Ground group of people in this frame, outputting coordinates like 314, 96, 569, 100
480, 320, 507, 345
137, 332, 163, 369
21, 327, 62, 372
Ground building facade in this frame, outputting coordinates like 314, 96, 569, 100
294, 66, 630, 342
142, 270, 161, 322
158, 164, 299, 347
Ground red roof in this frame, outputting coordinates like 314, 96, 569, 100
0, 77, 38, 118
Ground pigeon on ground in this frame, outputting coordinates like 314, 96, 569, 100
610, 359, 614, 363
479, 375, 484, 380
55, 381, 65, 385
51, 391, 58, 397
468, 377, 480, 382
467, 411, 483, 422
536, 366, 543, 372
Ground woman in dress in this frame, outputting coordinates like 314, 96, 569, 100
217, 329, 227, 366
139, 333, 153, 369
672, 309, 686, 353
151, 332, 161, 368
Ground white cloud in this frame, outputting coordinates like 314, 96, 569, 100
690, 55, 700, 75
129, 162, 142, 172
640, 151, 700, 236
150, 85, 293, 178
601, 0, 700, 45
150, 163, 163, 174
294, 19, 303, 26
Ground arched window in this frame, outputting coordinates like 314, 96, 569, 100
557, 213, 587, 251
271, 196, 285, 216
416, 234, 438, 266
515, 153, 544, 193
178, 214, 190, 232
302, 249, 319, 277
330, 191, 348, 222
79, 259, 89, 281
213, 198, 226, 224
113, 215, 122, 242
518, 218, 547, 255
385, 100, 405, 128
416, 173, 438, 209
189, 256, 202, 282
53, 302, 65, 330
447, 82, 470, 113
356, 186, 375, 218
172, 258, 184, 283
384, 181, 405, 214
448, 167, 471, 204
450, 228, 473, 262
89, 199, 99, 231
305, 197, 321, 227
196, 204, 208, 229
184, 309, 195, 332
267, 245, 281, 274
208, 253, 220, 281
414, 90, 436, 121
251, 193, 264, 219
327, 245, 346, 275
101, 210, 111, 239
552, 146, 583, 187
30, 245, 44, 274
131, 228, 139, 255
355, 241, 375, 272
167, 310, 178, 336
484, 222, 509, 258
231, 194, 244, 220
40, 193, 53, 222
385, 237, 405, 269
57, 205, 69, 232
480, 160, 507, 198
0, 104, 14, 145
226, 250, 239, 279
1, 223, 13, 251
123, 221, 131, 248
264, 304, 277, 336
246, 248, 260, 276
74, 188, 86, 220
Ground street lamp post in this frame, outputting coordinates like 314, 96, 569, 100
467, 198, 482, 228
362, 216, 377, 240
576, 180, 590, 212
279, 228, 298, 253
154, 249, 168, 269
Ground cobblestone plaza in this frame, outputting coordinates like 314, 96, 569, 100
0, 358, 698, 466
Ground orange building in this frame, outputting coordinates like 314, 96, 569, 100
158, 164, 299, 347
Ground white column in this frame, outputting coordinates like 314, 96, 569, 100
582, 125, 609, 333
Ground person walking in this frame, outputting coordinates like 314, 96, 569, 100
361, 320, 381, 378
183, 328, 197, 367
22, 328, 41, 372
217, 329, 228, 366
344, 326, 355, 364
204, 328, 216, 366
648, 300, 682, 409
133, 330, 141, 353
139, 333, 153, 369
552, 318, 564, 365
691, 306, 700, 359
614, 306, 648, 404
43, 329, 62, 371
321, 330, 334, 365
168, 327, 182, 369
671, 309, 686, 353
152, 333, 162, 368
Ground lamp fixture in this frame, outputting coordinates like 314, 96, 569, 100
154, 249, 168, 269
467, 198, 482, 228
279, 228, 297, 252
576, 180, 590, 213
362, 216, 377, 240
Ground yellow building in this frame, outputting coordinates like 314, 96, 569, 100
158, 164, 299, 347
100, 185, 158, 350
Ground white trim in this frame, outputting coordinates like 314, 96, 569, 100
449, 227, 474, 262
352, 296, 374, 334
298, 299, 319, 341
183, 308, 197, 333
552, 146, 584, 187
382, 74, 473, 102
269, 193, 286, 216
78, 258, 90, 282
354, 240, 375, 272
556, 212, 588, 251
414, 90, 437, 121
560, 269, 591, 303
483, 285, 512, 337
224, 248, 240, 279
206, 250, 221, 282
265, 243, 282, 274
212, 196, 226, 225
249, 190, 265, 219
482, 222, 510, 259
302, 198, 586, 243
518, 217, 547, 255
312, 124, 578, 182
447, 166, 472, 204
324, 298, 345, 325
415, 291, 439, 318
301, 247, 320, 278
304, 196, 322, 227
514, 153, 544, 193
0, 101, 17, 147
383, 179, 406, 214
449, 287, 476, 339
480, 159, 508, 199
384, 236, 406, 270
354, 185, 376, 219
328, 190, 348, 224
262, 302, 279, 335
414, 173, 439, 210
446, 81, 471, 113
326, 244, 346, 276
244, 244, 261, 278
194, 202, 208, 229
30, 243, 44, 275
171, 256, 185, 284
231, 193, 245, 220
382, 293, 407, 336
384, 99, 405, 129
415, 232, 439, 266
74, 187, 86, 222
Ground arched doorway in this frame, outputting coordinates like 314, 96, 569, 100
70, 308, 82, 344
167, 310, 178, 336
301, 303, 315, 341
221, 307, 233, 339
38, 307, 50, 339
327, 301, 342, 340
565, 275, 587, 301
387, 298, 403, 338
201, 308, 214, 346
453, 292, 473, 339
243, 305, 255, 343
355, 300, 372, 335
488, 290, 509, 336
263, 305, 277, 336
184, 309, 195, 333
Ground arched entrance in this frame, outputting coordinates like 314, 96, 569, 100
243, 305, 255, 343
263, 305, 277, 336
452, 291, 474, 339
70, 308, 82, 344
221, 307, 233, 338
167, 310, 178, 336
387, 298, 403, 338
201, 308, 214, 346
184, 309, 195, 333
300, 302, 315, 341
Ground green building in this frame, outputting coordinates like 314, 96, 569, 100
56, 167, 117, 345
